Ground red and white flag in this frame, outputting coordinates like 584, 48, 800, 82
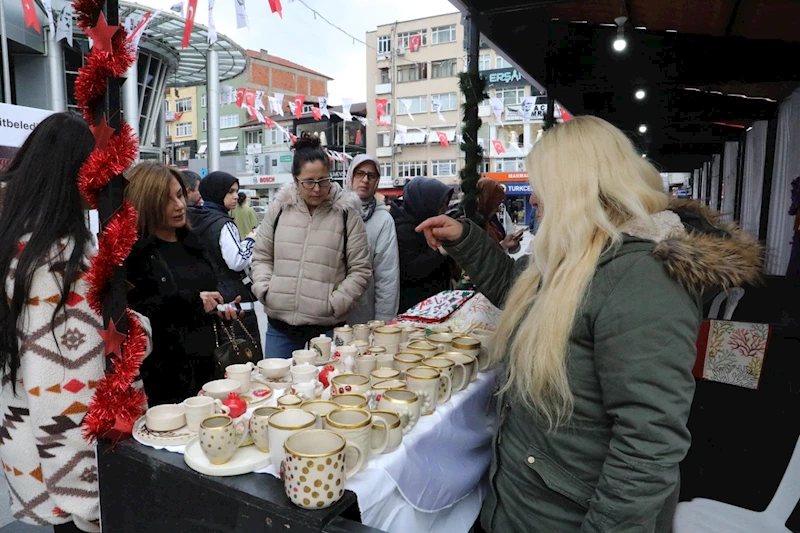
21, 0, 40, 33
235, 87, 245, 108
294, 95, 305, 119
128, 11, 159, 51
375, 98, 388, 126
311, 107, 322, 120
409, 34, 421, 52
436, 131, 449, 148
492, 140, 505, 155
181, 0, 197, 48
268, 0, 282, 18
557, 103, 573, 122
264, 116, 277, 128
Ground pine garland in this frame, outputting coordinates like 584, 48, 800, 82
458, 71, 488, 224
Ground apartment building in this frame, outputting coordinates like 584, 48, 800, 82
164, 86, 200, 166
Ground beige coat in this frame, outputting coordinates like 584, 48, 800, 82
251, 182, 371, 326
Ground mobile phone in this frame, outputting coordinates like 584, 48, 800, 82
216, 302, 255, 312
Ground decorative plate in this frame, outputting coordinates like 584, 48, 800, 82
240, 386, 273, 407
183, 437, 272, 477
132, 416, 194, 447
253, 373, 292, 391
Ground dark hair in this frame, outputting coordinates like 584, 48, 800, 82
237, 191, 247, 206
182, 170, 201, 191
291, 133, 330, 177
0, 112, 95, 393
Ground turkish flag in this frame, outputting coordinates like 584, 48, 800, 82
436, 131, 449, 148
294, 95, 305, 119
268, 0, 282, 18
375, 98, 388, 125
264, 117, 277, 128
311, 107, 322, 120
409, 34, 421, 52
492, 139, 505, 154
21, 0, 40, 33
244, 89, 256, 108
557, 104, 573, 122
288, 131, 297, 143
235, 87, 245, 108
181, 0, 197, 48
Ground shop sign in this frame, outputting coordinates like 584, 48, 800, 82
483, 68, 530, 88
258, 176, 277, 183
501, 182, 532, 195
483, 172, 529, 182
280, 155, 293, 162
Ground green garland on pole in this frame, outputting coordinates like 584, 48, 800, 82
459, 71, 488, 224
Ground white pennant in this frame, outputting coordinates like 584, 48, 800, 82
273, 93, 285, 116
342, 98, 352, 121
431, 96, 446, 123
221, 85, 235, 105
234, 0, 248, 29
207, 0, 217, 44
255, 91, 266, 111
169, 1, 184, 15
287, 101, 296, 115
356, 116, 369, 127
319, 97, 330, 118
521, 96, 536, 124
395, 124, 407, 144
489, 97, 505, 126
42, 0, 55, 35
56, 5, 74, 47
400, 99, 414, 121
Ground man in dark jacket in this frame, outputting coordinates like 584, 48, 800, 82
391, 177, 453, 313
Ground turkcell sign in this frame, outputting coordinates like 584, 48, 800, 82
504, 182, 532, 195
484, 68, 529, 88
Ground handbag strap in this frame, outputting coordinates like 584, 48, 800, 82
708, 287, 745, 321
233, 318, 258, 346
214, 318, 240, 355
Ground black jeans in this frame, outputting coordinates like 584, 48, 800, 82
54, 521, 85, 533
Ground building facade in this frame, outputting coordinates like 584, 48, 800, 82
164, 86, 200, 165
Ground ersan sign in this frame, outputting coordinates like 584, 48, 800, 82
484, 68, 529, 88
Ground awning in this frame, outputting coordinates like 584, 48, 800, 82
221, 140, 239, 152
429, 129, 457, 143
197, 144, 207, 154
379, 188, 404, 197
394, 130, 428, 145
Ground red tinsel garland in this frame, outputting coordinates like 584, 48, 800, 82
73, 0, 148, 442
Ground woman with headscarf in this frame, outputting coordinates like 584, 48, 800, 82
187, 171, 262, 354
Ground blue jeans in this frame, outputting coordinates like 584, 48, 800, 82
264, 324, 333, 359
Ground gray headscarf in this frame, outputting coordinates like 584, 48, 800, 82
346, 154, 381, 222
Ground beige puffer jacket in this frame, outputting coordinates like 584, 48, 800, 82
251, 182, 371, 326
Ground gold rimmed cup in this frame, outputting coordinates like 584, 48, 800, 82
331, 393, 370, 411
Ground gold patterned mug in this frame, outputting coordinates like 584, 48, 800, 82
249, 406, 280, 452
406, 366, 451, 413
376, 389, 430, 434
330, 373, 371, 396
422, 356, 469, 393
199, 415, 249, 465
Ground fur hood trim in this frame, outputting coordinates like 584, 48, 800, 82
652, 201, 763, 294
271, 182, 362, 213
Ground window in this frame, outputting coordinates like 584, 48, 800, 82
431, 25, 456, 45
164, 100, 170, 112
220, 114, 240, 129
201, 93, 207, 107
495, 56, 512, 69
380, 163, 392, 179
400, 96, 427, 114
202, 118, 207, 131
264, 128, 282, 146
494, 158, 525, 172
302, 104, 314, 114
377, 35, 391, 54
481, 159, 490, 173
397, 63, 427, 83
379, 68, 391, 84
397, 161, 426, 179
245, 129, 263, 146
431, 59, 457, 79
176, 122, 192, 137
478, 54, 491, 71
176, 97, 192, 112
377, 132, 392, 148
496, 87, 525, 106
433, 92, 458, 112
432, 159, 457, 177
397, 30, 427, 49
165, 124, 171, 137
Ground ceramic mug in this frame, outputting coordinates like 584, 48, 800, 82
373, 326, 402, 347
427, 332, 456, 352
393, 352, 424, 377
225, 362, 255, 393
367, 320, 386, 330
406, 366, 451, 413
277, 394, 305, 409
405, 340, 445, 358
268, 409, 320, 471
292, 380, 324, 400
292, 349, 318, 366
291, 363, 318, 384
310, 335, 332, 361
183, 396, 230, 432
366, 345, 387, 356
371, 410, 402, 454
349, 340, 370, 355
442, 351, 478, 383
249, 406, 280, 452
422, 356, 469, 393
282, 429, 362, 509
451, 336, 481, 362
301, 400, 340, 422
371, 379, 407, 405
355, 354, 378, 376
428, 324, 451, 334
376, 343, 400, 355
331, 393, 370, 411
370, 367, 401, 386
330, 373, 371, 396
469, 329, 495, 371
333, 326, 354, 347
353, 324, 371, 343
199, 415, 248, 465
325, 409, 388, 467
335, 345, 359, 374
376, 389, 430, 434
399, 326, 417, 344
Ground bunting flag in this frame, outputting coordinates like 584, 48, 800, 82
55, 5, 73, 46
355, 129, 361, 145
287, 131, 297, 143
221, 85, 235, 105
436, 131, 449, 148
235, 0, 248, 29
207, 0, 217, 44
396, 125, 407, 144
342, 98, 352, 121
41, 0, 54, 35
356, 116, 369, 127
273, 93, 285, 116
312, 107, 322, 120
235, 87, 245, 108
319, 97, 330, 118
375, 98, 388, 126
409, 34, 421, 52
492, 139, 505, 155
521, 96, 535, 124
489, 97, 505, 126
400, 99, 414, 121
264, 116, 277, 128
127, 11, 159, 51
169, 1, 183, 14
244, 89, 257, 118
431, 96, 446, 123
557, 103, 573, 122
294, 95, 305, 119
21, 0, 40, 33
287, 101, 296, 116
181, 0, 197, 48
268, 0, 282, 18
255, 91, 266, 112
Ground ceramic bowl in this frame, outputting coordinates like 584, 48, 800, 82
257, 358, 292, 379
202, 379, 241, 400
145, 404, 186, 431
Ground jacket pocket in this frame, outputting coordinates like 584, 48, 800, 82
524, 444, 594, 510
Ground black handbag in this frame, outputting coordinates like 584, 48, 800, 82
212, 318, 262, 379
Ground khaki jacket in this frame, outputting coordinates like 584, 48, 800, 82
251, 183, 371, 326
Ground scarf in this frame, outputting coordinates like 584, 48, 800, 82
360, 196, 377, 222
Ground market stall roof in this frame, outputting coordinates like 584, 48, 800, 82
450, 0, 800, 171
119, 1, 247, 87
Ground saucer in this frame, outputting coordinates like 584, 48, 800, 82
132, 416, 194, 447
239, 386, 272, 407
253, 373, 292, 390
183, 437, 271, 476
314, 358, 337, 367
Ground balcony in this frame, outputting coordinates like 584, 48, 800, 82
375, 83, 392, 95
376, 146, 394, 157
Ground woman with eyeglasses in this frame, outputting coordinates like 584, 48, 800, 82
251, 134, 371, 359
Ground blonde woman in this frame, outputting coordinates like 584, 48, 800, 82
417, 116, 762, 532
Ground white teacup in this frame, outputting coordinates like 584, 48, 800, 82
352, 324, 371, 343
292, 380, 324, 400
373, 326, 402, 347
370, 367, 401, 386
301, 400, 340, 422
367, 320, 386, 330
349, 340, 369, 355
406, 366, 451, 412
451, 336, 481, 361
376, 389, 430, 434
183, 396, 230, 432
442, 351, 479, 382
399, 326, 417, 344
310, 335, 332, 361
199, 415, 248, 465
145, 404, 186, 432
277, 394, 305, 410
292, 349, 318, 366
427, 332, 456, 351
335, 345, 359, 374
202, 379, 241, 401
470, 329, 495, 370
371, 410, 402, 454
333, 325, 353, 346
405, 340, 445, 358
226, 362, 255, 393
330, 373, 371, 396
268, 408, 320, 471
355, 354, 377, 376
423, 356, 469, 393
249, 406, 280, 452
258, 358, 292, 379
291, 363, 318, 384
331, 393, 370, 411
393, 352, 424, 377
376, 343, 400, 355
325, 409, 388, 468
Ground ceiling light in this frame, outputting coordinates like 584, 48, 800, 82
635, 89, 646, 100
613, 38, 627, 52
638, 124, 647, 133
612, 16, 628, 52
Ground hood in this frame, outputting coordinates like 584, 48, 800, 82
400, 177, 453, 224
610, 200, 763, 295
477, 178, 506, 220
346, 154, 381, 188
199, 171, 238, 205
269, 181, 361, 214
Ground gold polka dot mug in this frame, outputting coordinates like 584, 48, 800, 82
282, 429, 363, 510
249, 406, 280, 453
199, 415, 249, 465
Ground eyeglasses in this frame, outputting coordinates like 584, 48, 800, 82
353, 170, 379, 183
297, 178, 332, 190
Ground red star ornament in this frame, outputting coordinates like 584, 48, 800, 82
90, 115, 115, 151
98, 319, 127, 357
86, 12, 119, 53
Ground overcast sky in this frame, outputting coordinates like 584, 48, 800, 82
138, 0, 458, 102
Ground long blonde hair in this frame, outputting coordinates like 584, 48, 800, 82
491, 116, 668, 427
